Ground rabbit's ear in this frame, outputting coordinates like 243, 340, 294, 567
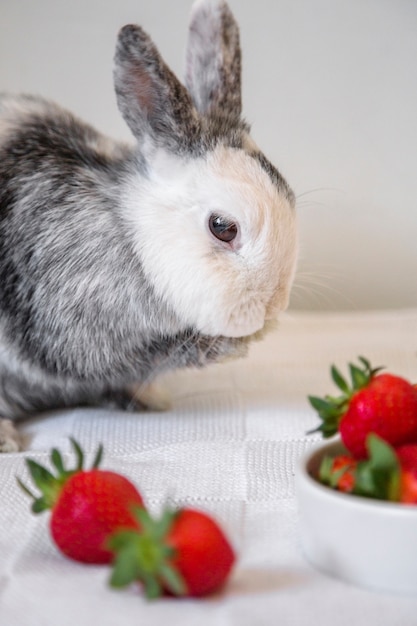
185, 0, 241, 118
114, 25, 199, 152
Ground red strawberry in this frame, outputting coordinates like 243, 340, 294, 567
319, 434, 401, 500
319, 454, 357, 493
395, 444, 417, 504
319, 435, 417, 505
352, 437, 417, 504
108, 507, 236, 598
309, 357, 417, 458
399, 471, 417, 504
18, 439, 144, 563
396, 443, 417, 470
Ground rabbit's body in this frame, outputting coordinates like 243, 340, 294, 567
0, 0, 298, 451
0, 95, 245, 419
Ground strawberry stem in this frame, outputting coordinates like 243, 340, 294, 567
107, 507, 187, 599
92, 444, 104, 469
330, 365, 349, 395
308, 356, 384, 438
319, 434, 402, 502
353, 434, 401, 501
51, 448, 66, 474
319, 456, 351, 488
69, 437, 84, 471
17, 438, 104, 513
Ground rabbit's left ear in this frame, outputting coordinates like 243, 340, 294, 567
185, 0, 242, 119
114, 25, 199, 153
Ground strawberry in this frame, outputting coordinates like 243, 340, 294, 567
319, 454, 357, 493
351, 436, 417, 504
18, 438, 144, 564
396, 443, 417, 470
309, 357, 417, 458
398, 471, 417, 504
108, 506, 236, 598
395, 444, 417, 504
318, 434, 417, 505
319, 434, 401, 500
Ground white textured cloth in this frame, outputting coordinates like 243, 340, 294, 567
1, 309, 417, 625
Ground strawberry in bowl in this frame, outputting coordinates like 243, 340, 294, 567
296, 358, 417, 595
308, 356, 417, 459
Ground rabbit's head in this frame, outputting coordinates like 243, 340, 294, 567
115, 0, 298, 338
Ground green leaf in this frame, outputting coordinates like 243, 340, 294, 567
91, 444, 104, 469
142, 573, 163, 600
31, 497, 49, 514
328, 467, 350, 489
108, 506, 184, 600
366, 434, 399, 472
109, 547, 140, 588
69, 438, 84, 471
106, 530, 139, 552
308, 395, 333, 413
318, 456, 334, 485
153, 508, 178, 540
25, 459, 55, 491
353, 463, 377, 497
16, 477, 37, 500
50, 448, 66, 475
353, 434, 400, 501
319, 418, 337, 433
24, 459, 63, 508
349, 363, 369, 390
159, 563, 187, 596
331, 365, 350, 395
309, 395, 345, 417
306, 423, 337, 438
358, 355, 384, 378
130, 506, 154, 533
318, 456, 352, 489
358, 356, 371, 372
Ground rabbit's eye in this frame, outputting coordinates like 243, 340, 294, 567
208, 214, 238, 243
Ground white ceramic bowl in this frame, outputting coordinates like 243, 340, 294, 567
296, 438, 417, 596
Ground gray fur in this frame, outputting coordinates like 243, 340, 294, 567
186, 0, 242, 118
114, 25, 201, 155
0, 115, 248, 419
0, 0, 292, 450
0, 94, 247, 423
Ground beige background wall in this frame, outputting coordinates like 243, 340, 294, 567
1, 0, 416, 311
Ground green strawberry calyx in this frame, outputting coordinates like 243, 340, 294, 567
308, 356, 383, 438
320, 434, 401, 501
107, 506, 187, 600
17, 438, 103, 513
354, 434, 401, 500
319, 456, 353, 489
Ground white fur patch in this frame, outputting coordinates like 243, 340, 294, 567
122, 142, 298, 338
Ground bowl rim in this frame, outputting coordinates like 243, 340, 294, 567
297, 436, 417, 516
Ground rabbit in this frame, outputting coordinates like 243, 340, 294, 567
0, 0, 298, 452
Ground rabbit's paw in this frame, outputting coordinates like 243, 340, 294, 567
127, 381, 171, 412
0, 418, 22, 453
198, 335, 249, 365
100, 383, 171, 413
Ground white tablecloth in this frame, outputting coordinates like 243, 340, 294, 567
1, 309, 417, 625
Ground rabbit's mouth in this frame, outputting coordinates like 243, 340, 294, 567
217, 300, 269, 338
222, 287, 293, 338
189, 297, 265, 338
193, 280, 294, 338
